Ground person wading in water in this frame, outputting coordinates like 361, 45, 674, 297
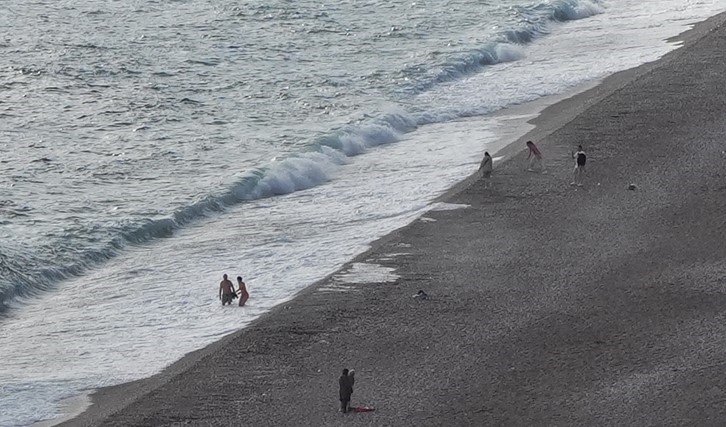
236, 276, 249, 307
219, 274, 236, 306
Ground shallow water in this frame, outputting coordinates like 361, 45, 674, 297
1, 0, 725, 425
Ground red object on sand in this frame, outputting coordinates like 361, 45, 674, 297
352, 406, 375, 412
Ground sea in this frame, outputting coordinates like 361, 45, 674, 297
1, 0, 724, 425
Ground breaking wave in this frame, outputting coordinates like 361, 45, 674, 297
0, 0, 604, 313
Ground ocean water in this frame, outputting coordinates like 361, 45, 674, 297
1, 0, 724, 425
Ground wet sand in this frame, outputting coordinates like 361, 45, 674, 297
65, 12, 726, 426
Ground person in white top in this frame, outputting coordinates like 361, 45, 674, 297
571, 145, 587, 186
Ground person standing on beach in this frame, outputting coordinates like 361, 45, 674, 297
526, 140, 544, 172
571, 145, 587, 186
219, 274, 236, 306
339, 368, 355, 413
478, 151, 493, 188
236, 276, 249, 307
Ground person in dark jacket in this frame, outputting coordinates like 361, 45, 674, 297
339, 368, 355, 413
478, 151, 493, 189
571, 145, 587, 186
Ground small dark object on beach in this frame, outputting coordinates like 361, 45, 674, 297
413, 290, 428, 300
628, 183, 637, 191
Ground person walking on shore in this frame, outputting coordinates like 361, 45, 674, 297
526, 140, 544, 172
219, 274, 236, 306
339, 368, 355, 413
236, 276, 249, 307
571, 145, 587, 186
478, 151, 493, 189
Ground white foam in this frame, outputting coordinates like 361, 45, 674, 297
430, 203, 471, 211
317, 285, 357, 293
492, 43, 525, 64
333, 263, 400, 284
563, 0, 605, 20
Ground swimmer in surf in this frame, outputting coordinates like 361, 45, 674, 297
219, 274, 236, 306
237, 276, 249, 307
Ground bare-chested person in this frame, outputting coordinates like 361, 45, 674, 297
219, 274, 236, 306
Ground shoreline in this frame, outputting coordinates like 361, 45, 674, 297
52, 83, 608, 427
32, 395, 90, 427
59, 10, 726, 426
441, 9, 726, 203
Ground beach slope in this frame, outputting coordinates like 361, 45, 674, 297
66, 12, 726, 426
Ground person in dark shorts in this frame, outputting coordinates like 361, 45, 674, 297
339, 368, 355, 413
571, 145, 587, 186
219, 274, 236, 305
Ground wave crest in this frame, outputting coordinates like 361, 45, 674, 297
410, 0, 604, 93
0, 112, 418, 314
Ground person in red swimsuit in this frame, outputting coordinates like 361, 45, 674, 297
236, 276, 249, 307
526, 140, 544, 172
